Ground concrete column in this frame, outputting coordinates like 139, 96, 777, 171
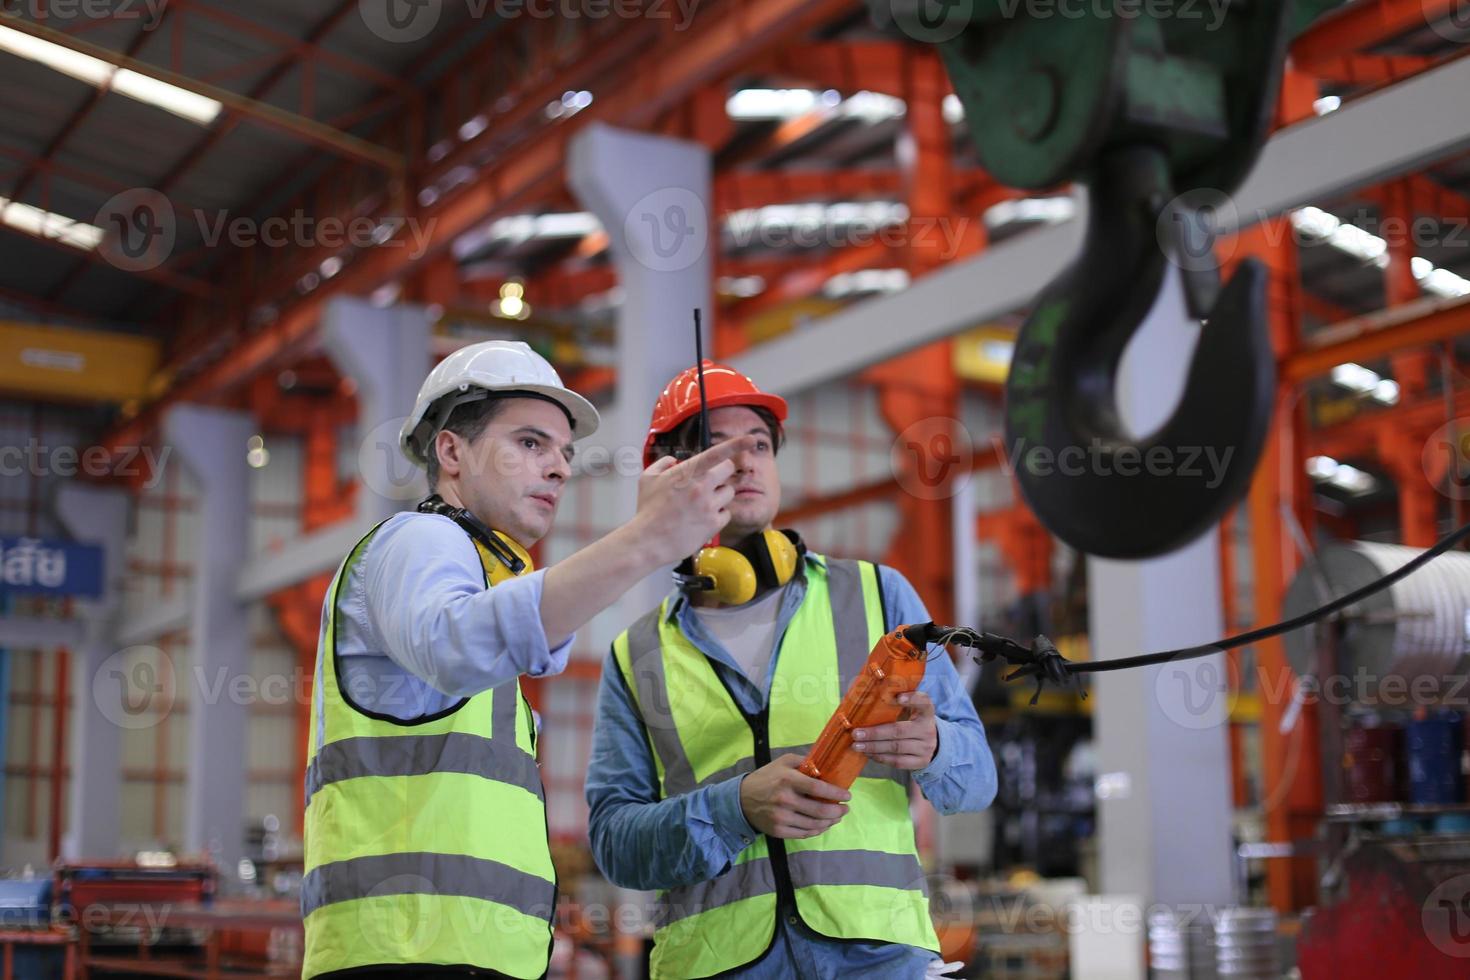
567, 122, 714, 651
321, 296, 432, 522
56, 483, 130, 859
164, 405, 254, 876
1086, 267, 1235, 921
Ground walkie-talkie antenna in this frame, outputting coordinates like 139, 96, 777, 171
694, 309, 711, 453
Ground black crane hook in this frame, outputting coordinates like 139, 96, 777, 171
1003, 144, 1276, 559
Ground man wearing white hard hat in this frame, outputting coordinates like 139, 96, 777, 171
302, 341, 756, 979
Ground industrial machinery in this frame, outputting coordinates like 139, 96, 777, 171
878, 0, 1347, 558
1280, 542, 1470, 974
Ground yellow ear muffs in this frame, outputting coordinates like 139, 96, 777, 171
692, 545, 758, 605
688, 529, 804, 606
761, 529, 800, 586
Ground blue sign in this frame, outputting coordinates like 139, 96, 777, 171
0, 538, 103, 599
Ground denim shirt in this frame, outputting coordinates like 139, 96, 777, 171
585, 554, 997, 979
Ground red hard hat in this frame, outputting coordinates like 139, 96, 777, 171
643, 361, 788, 466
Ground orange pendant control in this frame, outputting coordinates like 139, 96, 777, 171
799, 626, 929, 789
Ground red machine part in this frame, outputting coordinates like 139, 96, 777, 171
799, 627, 928, 789
1297, 839, 1470, 978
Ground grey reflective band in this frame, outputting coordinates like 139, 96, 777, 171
301, 851, 556, 920
626, 608, 700, 796
658, 849, 926, 927
490, 679, 518, 745
658, 857, 777, 927
826, 559, 872, 693
305, 732, 543, 806
786, 848, 928, 896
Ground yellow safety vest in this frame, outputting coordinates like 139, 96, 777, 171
303, 519, 556, 979
611, 556, 939, 979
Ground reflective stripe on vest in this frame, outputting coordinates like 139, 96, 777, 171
303, 520, 555, 980
611, 557, 939, 979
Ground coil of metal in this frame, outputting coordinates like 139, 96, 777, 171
1148, 907, 1216, 979
1214, 908, 1280, 979
1283, 542, 1470, 705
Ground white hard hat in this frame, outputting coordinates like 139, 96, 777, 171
399, 340, 601, 468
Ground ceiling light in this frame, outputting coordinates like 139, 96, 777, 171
0, 195, 102, 250
726, 88, 822, 120
1327, 463, 1376, 495
1372, 379, 1400, 405
0, 24, 221, 125
1306, 455, 1340, 480
1330, 362, 1382, 394
717, 275, 766, 298
458, 114, 489, 141
984, 197, 1077, 230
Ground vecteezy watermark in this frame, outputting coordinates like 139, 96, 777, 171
0, 0, 170, 30
93, 646, 177, 731
193, 211, 434, 260
1424, 0, 1470, 44
997, 435, 1236, 490
990, 0, 1228, 28
0, 439, 171, 489
1423, 418, 1470, 501
725, 212, 976, 263
1156, 188, 1470, 273
97, 189, 177, 274
357, 0, 701, 44
95, 189, 436, 273
625, 186, 709, 274
891, 417, 974, 501
1424, 874, 1470, 958
887, 420, 1238, 502
1154, 653, 1238, 732
882, 0, 978, 43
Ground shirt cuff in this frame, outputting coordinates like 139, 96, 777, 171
913, 716, 957, 785
708, 773, 758, 855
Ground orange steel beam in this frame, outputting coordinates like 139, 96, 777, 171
1302, 53, 1440, 84
1387, 173, 1470, 224
724, 240, 899, 324
0, 15, 404, 174
96, 0, 854, 461
1309, 383, 1470, 461
877, 53, 957, 626
1380, 180, 1434, 394
1283, 296, 1470, 384
1292, 0, 1463, 67
1234, 218, 1323, 912
976, 504, 1053, 597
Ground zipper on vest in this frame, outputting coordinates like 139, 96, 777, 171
708, 663, 804, 936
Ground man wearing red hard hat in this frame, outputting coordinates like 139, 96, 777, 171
587, 361, 997, 979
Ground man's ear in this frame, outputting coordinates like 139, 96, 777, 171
434, 429, 463, 480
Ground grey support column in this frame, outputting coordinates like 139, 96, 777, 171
567, 122, 714, 650
1086, 267, 1235, 919
321, 296, 432, 523
165, 405, 254, 876
56, 483, 129, 859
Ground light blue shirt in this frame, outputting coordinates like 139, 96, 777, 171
322, 511, 572, 721
585, 554, 997, 979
